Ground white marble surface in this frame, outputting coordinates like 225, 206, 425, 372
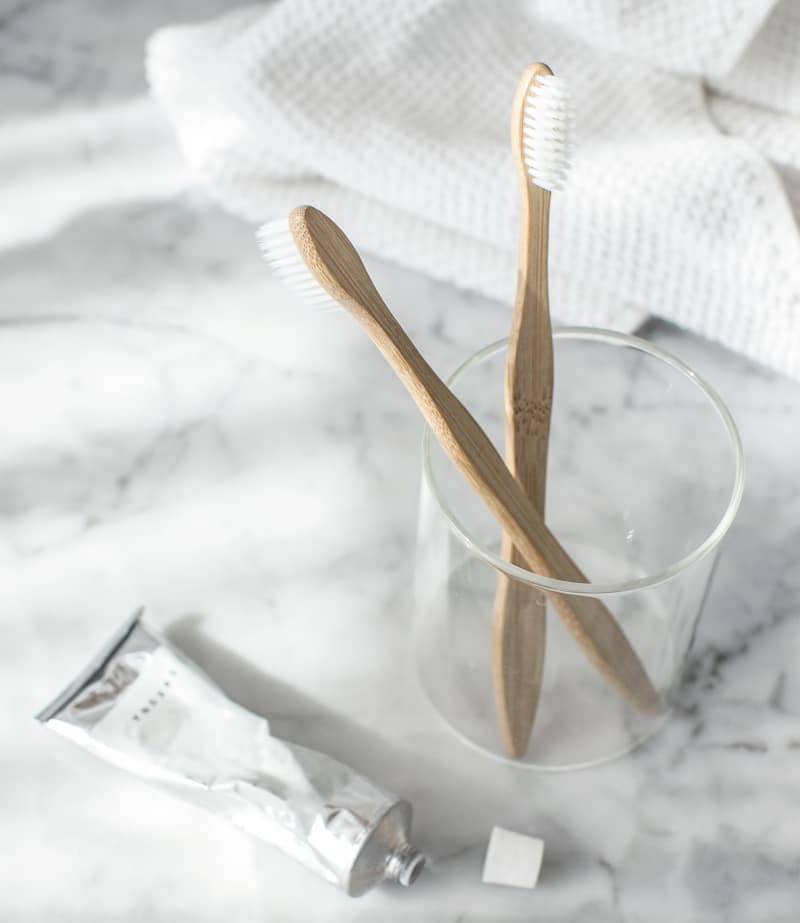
3, 191, 800, 921
3, 7, 800, 920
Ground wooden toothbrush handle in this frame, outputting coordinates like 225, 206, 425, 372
492, 536, 547, 756
492, 176, 553, 758
357, 300, 660, 716
291, 205, 659, 715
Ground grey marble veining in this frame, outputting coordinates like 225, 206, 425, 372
2, 190, 800, 921
2, 3, 800, 916
0, 0, 234, 116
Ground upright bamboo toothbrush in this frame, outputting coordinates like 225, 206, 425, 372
492, 63, 572, 758
258, 206, 659, 716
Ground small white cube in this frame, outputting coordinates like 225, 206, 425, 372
482, 826, 544, 889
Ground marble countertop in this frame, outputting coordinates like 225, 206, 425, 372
3, 8, 800, 918
3, 189, 800, 921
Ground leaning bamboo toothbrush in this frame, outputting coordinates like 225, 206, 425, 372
258, 206, 659, 715
492, 63, 571, 758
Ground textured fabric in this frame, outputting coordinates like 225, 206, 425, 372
148, 0, 800, 377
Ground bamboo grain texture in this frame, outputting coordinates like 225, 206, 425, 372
492, 62, 555, 758
289, 205, 661, 718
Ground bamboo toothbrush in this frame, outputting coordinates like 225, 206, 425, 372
492, 63, 572, 758
257, 206, 660, 716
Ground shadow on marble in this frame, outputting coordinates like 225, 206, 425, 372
166, 612, 404, 756
163, 613, 571, 895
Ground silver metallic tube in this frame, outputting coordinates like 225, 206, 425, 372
37, 610, 425, 897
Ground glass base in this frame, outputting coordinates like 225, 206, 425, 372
417, 672, 673, 771
415, 538, 675, 770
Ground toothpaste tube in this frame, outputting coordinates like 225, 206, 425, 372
37, 610, 425, 897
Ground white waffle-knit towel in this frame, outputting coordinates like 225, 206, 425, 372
147, 0, 800, 377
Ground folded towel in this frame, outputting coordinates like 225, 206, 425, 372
147, 0, 800, 377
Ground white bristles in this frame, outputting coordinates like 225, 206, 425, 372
256, 218, 340, 310
522, 73, 572, 192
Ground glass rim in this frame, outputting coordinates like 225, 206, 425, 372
421, 326, 745, 597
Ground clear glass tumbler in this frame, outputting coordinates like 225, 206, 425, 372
414, 328, 744, 770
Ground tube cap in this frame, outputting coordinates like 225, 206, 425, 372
482, 826, 544, 889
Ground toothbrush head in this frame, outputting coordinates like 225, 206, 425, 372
257, 215, 340, 310
258, 206, 384, 317
519, 68, 572, 192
